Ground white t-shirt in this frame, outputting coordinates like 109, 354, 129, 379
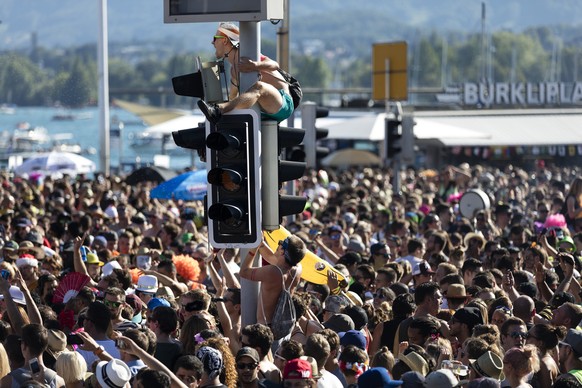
76, 339, 120, 369
317, 369, 343, 388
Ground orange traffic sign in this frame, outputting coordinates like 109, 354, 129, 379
372, 42, 408, 101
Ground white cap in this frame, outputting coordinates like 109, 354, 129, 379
102, 261, 122, 277
0, 286, 26, 305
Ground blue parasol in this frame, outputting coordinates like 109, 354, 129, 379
150, 169, 207, 201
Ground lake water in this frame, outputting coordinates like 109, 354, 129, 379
0, 106, 201, 173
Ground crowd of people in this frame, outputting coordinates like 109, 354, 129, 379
0, 161, 579, 388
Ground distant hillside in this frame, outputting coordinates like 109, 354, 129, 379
2, 0, 582, 54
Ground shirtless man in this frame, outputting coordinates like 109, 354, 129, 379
198, 22, 294, 124
239, 235, 305, 325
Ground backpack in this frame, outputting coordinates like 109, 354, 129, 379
269, 266, 297, 340
277, 69, 302, 110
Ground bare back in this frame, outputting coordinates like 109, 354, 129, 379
257, 264, 302, 324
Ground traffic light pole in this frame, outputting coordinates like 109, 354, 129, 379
302, 102, 317, 169
239, 21, 261, 330
262, 120, 279, 231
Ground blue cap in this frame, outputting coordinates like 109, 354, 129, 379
358, 367, 403, 387
339, 330, 367, 350
147, 297, 170, 311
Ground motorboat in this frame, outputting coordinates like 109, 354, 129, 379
11, 122, 50, 152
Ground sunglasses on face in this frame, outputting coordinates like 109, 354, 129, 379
104, 300, 122, 308
509, 331, 527, 339
236, 362, 258, 370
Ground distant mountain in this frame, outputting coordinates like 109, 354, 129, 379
2, 0, 582, 53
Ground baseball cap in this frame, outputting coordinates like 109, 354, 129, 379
339, 330, 366, 350
283, 358, 312, 380
147, 297, 170, 311
412, 261, 435, 276
560, 328, 582, 356
236, 347, 260, 363
323, 314, 355, 333
452, 307, 483, 328
358, 367, 402, 387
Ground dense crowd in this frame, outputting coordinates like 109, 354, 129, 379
0, 161, 580, 388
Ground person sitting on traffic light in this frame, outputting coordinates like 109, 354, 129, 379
239, 235, 306, 326
197, 22, 294, 124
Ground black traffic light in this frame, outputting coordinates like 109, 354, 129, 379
386, 116, 402, 159
172, 122, 207, 160
262, 123, 307, 230
206, 111, 261, 247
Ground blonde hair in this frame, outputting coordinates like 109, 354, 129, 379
55, 351, 87, 384
0, 343, 9, 379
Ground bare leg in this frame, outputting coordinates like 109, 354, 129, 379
219, 81, 283, 114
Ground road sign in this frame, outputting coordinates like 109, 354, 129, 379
164, 0, 283, 23
372, 41, 408, 101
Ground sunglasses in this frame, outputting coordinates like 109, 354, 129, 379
373, 293, 387, 299
236, 362, 258, 370
104, 300, 122, 308
509, 331, 527, 339
213, 35, 227, 42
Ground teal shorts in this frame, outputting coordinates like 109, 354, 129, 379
261, 89, 294, 123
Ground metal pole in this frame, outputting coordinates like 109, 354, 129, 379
98, 0, 110, 175
239, 21, 261, 329
302, 102, 316, 169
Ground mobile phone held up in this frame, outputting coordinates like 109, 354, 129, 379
29, 357, 40, 374
66, 334, 84, 346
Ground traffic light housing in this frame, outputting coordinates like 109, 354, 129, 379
173, 110, 261, 248
262, 122, 307, 230
386, 116, 402, 159
206, 110, 261, 247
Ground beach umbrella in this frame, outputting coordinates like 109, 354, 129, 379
13, 151, 95, 177
150, 170, 207, 201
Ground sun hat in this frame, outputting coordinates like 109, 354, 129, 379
46, 329, 67, 360
424, 369, 463, 388
399, 351, 430, 376
85, 252, 104, 266
464, 232, 486, 249
136, 275, 158, 293
17, 241, 45, 259
96, 359, 131, 388
446, 284, 467, 300
358, 367, 403, 387
469, 351, 504, 380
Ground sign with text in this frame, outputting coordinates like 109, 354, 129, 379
372, 42, 408, 101
164, 0, 283, 23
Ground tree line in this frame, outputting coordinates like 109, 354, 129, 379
0, 26, 580, 107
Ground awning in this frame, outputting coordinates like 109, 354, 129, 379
414, 109, 582, 146
113, 99, 189, 126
